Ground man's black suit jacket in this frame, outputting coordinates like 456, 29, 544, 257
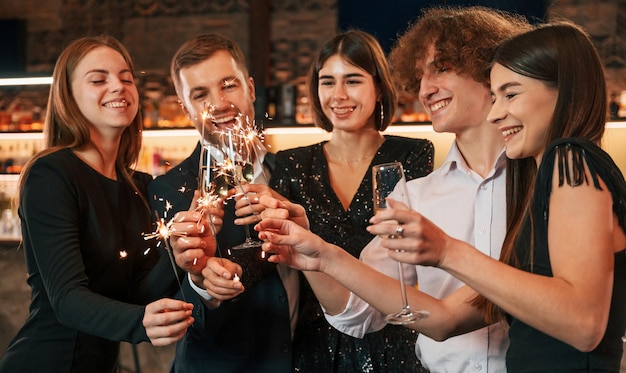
148, 142, 292, 372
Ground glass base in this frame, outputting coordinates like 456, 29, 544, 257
230, 239, 263, 250
385, 307, 430, 325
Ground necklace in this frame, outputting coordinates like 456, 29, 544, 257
326, 149, 378, 163
324, 138, 384, 163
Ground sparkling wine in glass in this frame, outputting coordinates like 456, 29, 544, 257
372, 161, 429, 325
203, 102, 264, 251
223, 130, 264, 251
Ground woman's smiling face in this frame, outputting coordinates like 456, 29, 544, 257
488, 63, 559, 164
317, 54, 379, 132
71, 46, 139, 133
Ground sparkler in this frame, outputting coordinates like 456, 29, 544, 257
200, 102, 266, 251
142, 215, 188, 301
198, 105, 228, 262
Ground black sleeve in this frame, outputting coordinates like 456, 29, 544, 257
538, 138, 626, 234
269, 150, 295, 201
20, 160, 149, 343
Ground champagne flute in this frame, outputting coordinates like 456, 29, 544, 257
230, 158, 263, 250
223, 129, 264, 251
372, 162, 429, 324
202, 102, 263, 251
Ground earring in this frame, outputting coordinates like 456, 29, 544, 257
379, 102, 384, 128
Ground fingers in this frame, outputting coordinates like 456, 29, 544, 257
201, 258, 244, 300
258, 203, 290, 220
231, 188, 263, 225
173, 207, 201, 224
254, 216, 283, 233
143, 298, 194, 347
233, 193, 263, 225
235, 183, 273, 196
172, 209, 222, 234
206, 206, 224, 233
257, 194, 285, 209
188, 190, 201, 211
281, 199, 307, 218
369, 205, 415, 226
260, 236, 284, 256
256, 196, 310, 229
169, 210, 219, 273
386, 197, 410, 211
170, 235, 214, 274
170, 218, 206, 237
366, 219, 401, 238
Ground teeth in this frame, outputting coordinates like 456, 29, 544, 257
213, 115, 236, 124
332, 107, 354, 115
104, 100, 128, 108
502, 127, 522, 136
429, 100, 449, 112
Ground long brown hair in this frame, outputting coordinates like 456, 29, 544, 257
307, 30, 397, 132
17, 35, 144, 203
474, 21, 608, 322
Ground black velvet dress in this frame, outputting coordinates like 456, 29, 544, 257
0, 149, 177, 373
271, 135, 434, 372
506, 138, 626, 372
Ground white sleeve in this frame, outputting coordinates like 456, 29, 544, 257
187, 272, 221, 308
323, 291, 387, 338
323, 236, 418, 338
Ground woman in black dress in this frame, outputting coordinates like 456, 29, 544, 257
0, 35, 193, 372
270, 30, 433, 372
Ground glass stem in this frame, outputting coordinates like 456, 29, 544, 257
397, 261, 410, 309
236, 175, 254, 242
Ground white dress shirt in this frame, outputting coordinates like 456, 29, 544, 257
325, 141, 509, 372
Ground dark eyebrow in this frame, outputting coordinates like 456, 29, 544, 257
319, 72, 366, 80
495, 81, 522, 93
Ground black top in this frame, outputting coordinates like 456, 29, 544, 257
148, 142, 293, 373
271, 135, 434, 372
507, 138, 626, 372
0, 149, 177, 373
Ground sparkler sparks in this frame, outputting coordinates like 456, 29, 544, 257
175, 101, 270, 291
143, 215, 187, 301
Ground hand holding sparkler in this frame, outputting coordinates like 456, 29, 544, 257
168, 206, 222, 277
196, 257, 245, 302
143, 298, 194, 346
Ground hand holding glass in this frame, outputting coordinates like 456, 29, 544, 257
372, 162, 429, 324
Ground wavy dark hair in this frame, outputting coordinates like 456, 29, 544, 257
18, 35, 144, 203
307, 29, 397, 132
473, 21, 608, 322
